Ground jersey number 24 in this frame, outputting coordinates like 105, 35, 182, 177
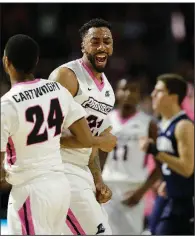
25, 98, 64, 145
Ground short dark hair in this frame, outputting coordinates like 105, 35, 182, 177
5, 34, 39, 74
79, 18, 112, 40
157, 73, 187, 105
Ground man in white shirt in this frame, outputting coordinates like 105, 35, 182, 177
1, 34, 94, 235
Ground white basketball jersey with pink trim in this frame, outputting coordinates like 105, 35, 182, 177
1, 79, 86, 185
102, 110, 151, 183
49, 59, 115, 166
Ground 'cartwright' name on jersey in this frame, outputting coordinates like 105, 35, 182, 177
12, 82, 60, 103
82, 97, 112, 115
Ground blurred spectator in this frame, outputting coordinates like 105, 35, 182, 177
182, 83, 194, 121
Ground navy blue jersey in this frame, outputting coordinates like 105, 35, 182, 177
157, 111, 194, 199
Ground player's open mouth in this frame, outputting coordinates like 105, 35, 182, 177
95, 54, 107, 66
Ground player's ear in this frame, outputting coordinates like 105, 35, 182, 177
2, 56, 9, 73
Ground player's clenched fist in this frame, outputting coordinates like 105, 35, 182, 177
96, 181, 112, 204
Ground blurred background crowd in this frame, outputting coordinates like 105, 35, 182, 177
0, 2, 194, 233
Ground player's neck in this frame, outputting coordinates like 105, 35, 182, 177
82, 56, 103, 83
119, 106, 137, 119
10, 73, 34, 86
161, 105, 182, 121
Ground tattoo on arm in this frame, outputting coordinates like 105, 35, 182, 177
88, 148, 102, 183
94, 153, 101, 171
99, 150, 108, 171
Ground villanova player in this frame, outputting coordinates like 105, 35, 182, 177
139, 74, 194, 235
149, 80, 194, 235
49, 19, 116, 235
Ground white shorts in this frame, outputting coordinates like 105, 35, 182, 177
63, 163, 112, 235
103, 181, 145, 235
7, 172, 71, 235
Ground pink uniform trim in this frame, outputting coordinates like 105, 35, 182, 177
66, 208, 86, 235
6, 137, 17, 165
80, 59, 105, 92
18, 196, 35, 235
12, 79, 40, 87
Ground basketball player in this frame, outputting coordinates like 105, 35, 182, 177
149, 80, 194, 234
49, 18, 116, 235
148, 80, 194, 235
0, 35, 95, 235
139, 74, 194, 235
101, 77, 158, 235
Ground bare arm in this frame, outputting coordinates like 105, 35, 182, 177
88, 147, 103, 185
135, 167, 162, 196
55, 67, 79, 97
60, 117, 93, 148
156, 120, 194, 178
143, 120, 162, 190
99, 150, 108, 171
88, 147, 112, 204
134, 120, 161, 195
61, 129, 116, 151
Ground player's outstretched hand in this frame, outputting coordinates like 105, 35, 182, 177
99, 126, 117, 152
139, 136, 154, 153
96, 181, 112, 204
121, 190, 143, 207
